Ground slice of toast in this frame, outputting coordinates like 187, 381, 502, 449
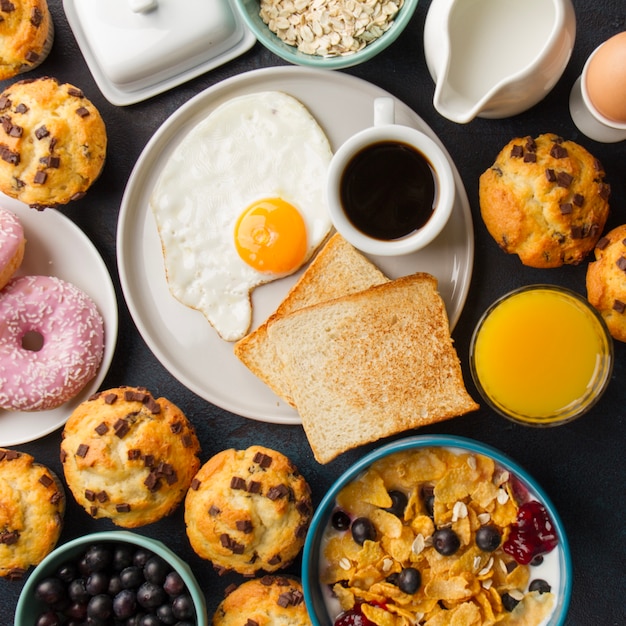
266, 273, 479, 464
234, 233, 389, 406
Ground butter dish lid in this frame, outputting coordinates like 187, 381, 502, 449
63, 0, 256, 106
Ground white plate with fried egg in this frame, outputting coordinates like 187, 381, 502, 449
117, 66, 474, 425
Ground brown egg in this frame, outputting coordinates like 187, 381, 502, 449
585, 31, 626, 123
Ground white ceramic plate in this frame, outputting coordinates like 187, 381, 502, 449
117, 66, 474, 425
0, 197, 118, 446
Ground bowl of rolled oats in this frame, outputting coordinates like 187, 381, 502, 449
233, 0, 419, 68
302, 435, 572, 626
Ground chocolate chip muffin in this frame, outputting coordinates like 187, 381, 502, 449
0, 76, 106, 209
0, 448, 65, 580
479, 133, 611, 268
0, 0, 54, 80
213, 576, 311, 626
61, 386, 201, 528
185, 446, 312, 576
586, 223, 626, 342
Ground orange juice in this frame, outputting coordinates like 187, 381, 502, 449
471, 286, 612, 424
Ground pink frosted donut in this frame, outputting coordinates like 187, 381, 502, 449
0, 275, 104, 411
0, 207, 26, 290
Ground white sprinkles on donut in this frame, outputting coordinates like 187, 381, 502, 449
0, 275, 104, 411
0, 207, 26, 290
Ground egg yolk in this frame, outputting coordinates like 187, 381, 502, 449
234, 198, 308, 274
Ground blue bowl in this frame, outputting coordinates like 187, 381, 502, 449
302, 435, 572, 626
15, 530, 208, 626
232, 0, 419, 69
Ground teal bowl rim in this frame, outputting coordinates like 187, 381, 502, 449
14, 530, 208, 626
232, 0, 419, 69
302, 434, 572, 626
469, 284, 614, 427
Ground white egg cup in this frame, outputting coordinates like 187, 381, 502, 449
326, 97, 455, 256
569, 42, 626, 143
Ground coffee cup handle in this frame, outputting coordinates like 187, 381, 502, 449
374, 97, 395, 126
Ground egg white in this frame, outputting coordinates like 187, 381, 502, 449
150, 91, 333, 341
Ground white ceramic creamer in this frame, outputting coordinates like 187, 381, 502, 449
424, 0, 576, 123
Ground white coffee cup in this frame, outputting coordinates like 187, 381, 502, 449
326, 97, 455, 256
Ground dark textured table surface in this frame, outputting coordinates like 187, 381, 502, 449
1, 0, 625, 623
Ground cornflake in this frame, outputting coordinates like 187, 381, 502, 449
259, 0, 404, 57
321, 448, 557, 625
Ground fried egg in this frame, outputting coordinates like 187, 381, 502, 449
150, 91, 333, 341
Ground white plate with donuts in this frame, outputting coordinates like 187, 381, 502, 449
0, 195, 118, 446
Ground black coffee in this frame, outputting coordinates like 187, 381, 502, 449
340, 140, 437, 241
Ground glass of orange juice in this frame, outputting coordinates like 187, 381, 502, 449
470, 285, 613, 426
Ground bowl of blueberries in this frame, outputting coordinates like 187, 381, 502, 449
15, 530, 207, 626
302, 434, 572, 626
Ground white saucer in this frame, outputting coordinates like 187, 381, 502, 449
0, 197, 118, 446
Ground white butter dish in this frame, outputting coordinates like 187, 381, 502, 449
63, 0, 256, 105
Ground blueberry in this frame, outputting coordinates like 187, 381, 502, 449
133, 548, 153, 568
35, 577, 66, 606
432, 528, 460, 556
172, 593, 195, 620
84, 544, 113, 573
163, 570, 186, 597
113, 544, 135, 571
113, 588, 138, 619
529, 579, 551, 594
87, 594, 113, 620
475, 525, 502, 552
68, 578, 89, 603
35, 611, 61, 626
108, 573, 123, 596
120, 565, 144, 589
57, 562, 78, 583
65, 601, 88, 620
384, 490, 408, 518
143, 555, 170, 585
501, 592, 520, 612
86, 571, 109, 595
137, 581, 166, 609
331, 510, 351, 531
350, 517, 376, 545
397, 567, 421, 594
420, 485, 435, 518
139, 614, 162, 626
157, 602, 177, 624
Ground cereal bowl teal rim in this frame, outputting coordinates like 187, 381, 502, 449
302, 434, 572, 626
15, 530, 208, 626
232, 0, 419, 69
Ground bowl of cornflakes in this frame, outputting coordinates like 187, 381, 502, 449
302, 435, 572, 626
232, 0, 419, 69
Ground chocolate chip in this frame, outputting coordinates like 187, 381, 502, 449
267, 484, 290, 501
209, 505, 220, 516
143, 454, 155, 468
0, 96, 11, 110
113, 418, 130, 438
104, 392, 118, 404
85, 490, 96, 502
573, 193, 584, 207
550, 144, 568, 159
253, 451, 273, 468
556, 171, 574, 188
50, 491, 62, 505
599, 183, 611, 200
0, 0, 15, 12
96, 491, 109, 503
247, 481, 261, 494
60, 449, 67, 463
116, 503, 131, 513
219, 534, 244, 554
545, 168, 557, 182
267, 554, 282, 565
170, 421, 183, 434
0, 145, 19, 165
0, 531, 19, 545
145, 397, 161, 414
125, 390, 149, 403
40, 155, 60, 168
230, 476, 247, 491
128, 449, 141, 460
144, 472, 160, 492
523, 152, 537, 163
34, 125, 49, 139
33, 171, 47, 184
277, 589, 304, 607
30, 7, 42, 26
224, 583, 238, 596
236, 520, 253, 534
191, 478, 201, 490
76, 443, 89, 458
4, 450, 19, 460
525, 137, 537, 152
75, 106, 90, 118
245, 620, 259, 626
25, 50, 40, 63
182, 434, 193, 448
571, 226, 584, 239
39, 474, 54, 488
613, 300, 626, 314
616, 256, 626, 272
559, 203, 572, 215
68, 87, 84, 98
90, 506, 98, 516
14, 103, 27, 114
295, 523, 308, 539
596, 236, 610, 250
510, 145, 524, 158
8, 124, 22, 138
296, 500, 312, 516
95, 422, 109, 435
